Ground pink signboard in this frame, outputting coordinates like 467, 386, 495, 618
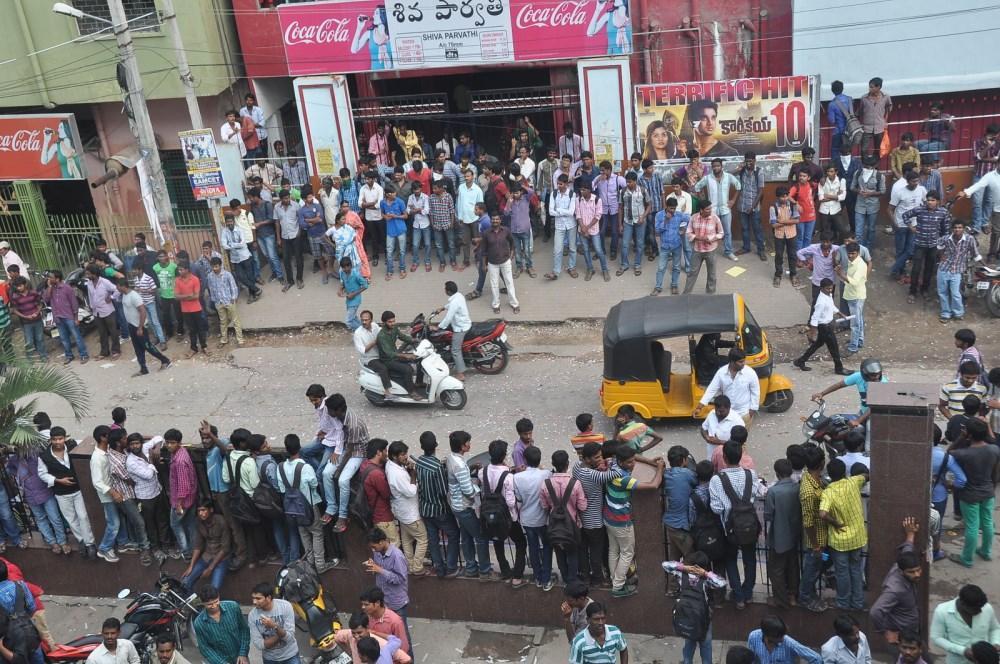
279, 0, 392, 76
510, 0, 632, 62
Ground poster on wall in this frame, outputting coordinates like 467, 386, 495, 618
278, 0, 632, 75
577, 58, 633, 170
178, 129, 227, 200
294, 76, 359, 179
634, 75, 819, 180
0, 114, 86, 181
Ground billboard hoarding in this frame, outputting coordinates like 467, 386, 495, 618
0, 114, 86, 181
178, 129, 227, 200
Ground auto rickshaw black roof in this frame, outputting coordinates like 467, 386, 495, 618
603, 294, 739, 381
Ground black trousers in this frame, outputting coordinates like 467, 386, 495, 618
95, 313, 120, 356
578, 526, 607, 584
183, 312, 207, 351
366, 359, 413, 391
493, 522, 527, 579
767, 548, 800, 606
798, 322, 843, 370
282, 232, 305, 284
139, 493, 171, 550
128, 324, 169, 372
909, 246, 937, 295
773, 237, 798, 278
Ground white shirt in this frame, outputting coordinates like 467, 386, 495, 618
1, 249, 27, 276
353, 322, 381, 363
360, 183, 384, 221
516, 157, 536, 182
699, 364, 760, 415
965, 170, 1000, 213
820, 633, 872, 664
37, 447, 73, 488
219, 122, 246, 157
549, 188, 577, 230
701, 409, 745, 460
407, 193, 430, 229
86, 639, 140, 664
385, 459, 420, 524
666, 191, 693, 215
319, 188, 341, 226
809, 291, 838, 326
239, 105, 267, 140
838, 451, 871, 471
818, 177, 846, 215
889, 181, 926, 227
439, 292, 471, 333
89, 447, 113, 503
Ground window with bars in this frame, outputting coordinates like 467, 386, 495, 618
72, 0, 160, 35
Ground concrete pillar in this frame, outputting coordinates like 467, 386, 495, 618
866, 382, 936, 640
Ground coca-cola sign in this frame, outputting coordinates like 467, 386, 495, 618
283, 18, 350, 46
0, 114, 86, 180
515, 1, 587, 29
510, 0, 630, 62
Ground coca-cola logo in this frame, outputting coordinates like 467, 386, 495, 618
283, 18, 350, 46
0, 129, 42, 152
515, 0, 587, 28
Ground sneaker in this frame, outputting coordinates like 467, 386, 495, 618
153, 549, 168, 563
97, 549, 120, 563
60, 543, 72, 555
85, 544, 97, 559
443, 569, 461, 578
932, 550, 948, 562
725, 253, 739, 262
543, 580, 555, 592
611, 586, 637, 598
119, 543, 139, 552
167, 548, 184, 560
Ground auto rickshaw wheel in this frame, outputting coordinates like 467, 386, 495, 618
765, 389, 795, 413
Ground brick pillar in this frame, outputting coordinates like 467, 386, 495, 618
866, 382, 935, 641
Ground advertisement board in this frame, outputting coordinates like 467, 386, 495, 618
634, 76, 819, 179
294, 76, 360, 179
0, 114, 86, 181
278, 0, 632, 75
178, 129, 227, 200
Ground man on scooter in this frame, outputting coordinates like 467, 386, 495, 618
375, 311, 426, 401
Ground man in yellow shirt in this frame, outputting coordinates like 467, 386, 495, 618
837, 242, 867, 354
819, 458, 869, 611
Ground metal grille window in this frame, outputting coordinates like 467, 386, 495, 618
72, 0, 160, 35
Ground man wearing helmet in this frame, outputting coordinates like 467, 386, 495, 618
812, 359, 888, 428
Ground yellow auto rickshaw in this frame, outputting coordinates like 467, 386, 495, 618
600, 294, 794, 420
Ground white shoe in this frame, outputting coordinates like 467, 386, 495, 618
97, 549, 120, 563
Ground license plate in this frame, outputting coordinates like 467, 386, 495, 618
499, 333, 508, 343
977, 281, 990, 290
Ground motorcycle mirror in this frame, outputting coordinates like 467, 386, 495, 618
117, 589, 131, 599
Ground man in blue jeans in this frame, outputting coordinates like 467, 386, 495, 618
43, 270, 89, 365
736, 152, 766, 261
180, 502, 231, 592
651, 198, 689, 295
936, 220, 984, 323
323, 394, 369, 533
89, 425, 121, 564
445, 431, 497, 579
969, 125, 999, 232
415, 432, 461, 577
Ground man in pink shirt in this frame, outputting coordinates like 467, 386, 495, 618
334, 612, 411, 664
710, 426, 755, 473
683, 205, 725, 294
369, 123, 393, 168
360, 587, 410, 656
165, 429, 197, 558
539, 450, 587, 586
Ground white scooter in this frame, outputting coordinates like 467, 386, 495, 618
359, 338, 468, 410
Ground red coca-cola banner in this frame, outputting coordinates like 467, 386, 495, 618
0, 114, 86, 181
277, 0, 631, 76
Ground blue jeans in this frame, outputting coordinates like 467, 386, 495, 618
682, 234, 693, 271
855, 210, 878, 249
411, 227, 432, 265
937, 269, 964, 319
719, 212, 734, 256
55, 317, 88, 360
454, 508, 492, 575
423, 513, 460, 575
599, 213, 620, 255
169, 507, 195, 554
796, 221, 815, 251
324, 456, 363, 518
29, 496, 66, 546
552, 226, 577, 274
847, 298, 865, 352
0, 485, 21, 545
578, 234, 608, 273
740, 210, 764, 253
655, 246, 683, 290
799, 549, 823, 604
386, 234, 407, 273
21, 320, 47, 360
182, 557, 229, 592
98, 502, 121, 553
916, 139, 947, 157
890, 228, 915, 275
143, 299, 166, 345
971, 174, 993, 232
724, 542, 756, 603
524, 525, 553, 584
345, 305, 361, 331
831, 547, 864, 609
513, 232, 532, 269
620, 222, 646, 269
113, 300, 129, 339
682, 623, 713, 664
257, 234, 284, 280
273, 517, 297, 564
395, 605, 414, 660
434, 227, 456, 265
300, 437, 330, 471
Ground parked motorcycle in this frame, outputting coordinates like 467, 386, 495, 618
971, 263, 1000, 317
359, 338, 467, 410
409, 312, 511, 375
275, 561, 350, 664
802, 398, 865, 458
45, 574, 199, 664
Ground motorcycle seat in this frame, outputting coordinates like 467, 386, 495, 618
120, 623, 138, 640
467, 320, 502, 337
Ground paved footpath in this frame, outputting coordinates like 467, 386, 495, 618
238, 240, 808, 331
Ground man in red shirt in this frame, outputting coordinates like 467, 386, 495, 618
174, 262, 207, 357
790, 170, 818, 252
362, 439, 398, 546
0, 558, 53, 649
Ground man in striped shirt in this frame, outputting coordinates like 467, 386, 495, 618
574, 443, 620, 588
130, 266, 166, 349
939, 363, 989, 419
604, 447, 664, 597
445, 431, 495, 579
569, 602, 629, 664
205, 257, 243, 346
415, 432, 460, 578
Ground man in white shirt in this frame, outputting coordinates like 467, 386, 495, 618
407, 182, 432, 271
820, 614, 872, 664
794, 278, 850, 376
219, 111, 247, 158
545, 175, 578, 280
385, 441, 428, 575
359, 174, 385, 265
698, 348, 760, 426
432, 281, 471, 380
887, 171, 927, 279
86, 617, 140, 664
455, 171, 484, 266
958, 167, 1000, 259
700, 394, 744, 461
353, 311, 382, 367
319, 177, 341, 226
239, 94, 267, 153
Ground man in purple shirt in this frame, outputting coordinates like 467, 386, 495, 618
593, 161, 627, 260
504, 185, 534, 277
43, 270, 89, 364
365, 527, 412, 657
85, 265, 120, 359
796, 231, 840, 321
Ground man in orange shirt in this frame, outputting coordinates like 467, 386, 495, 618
174, 262, 207, 357
790, 170, 818, 252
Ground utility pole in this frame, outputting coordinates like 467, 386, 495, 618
107, 0, 178, 249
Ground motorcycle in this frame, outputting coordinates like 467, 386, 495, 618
45, 574, 199, 664
409, 312, 512, 375
275, 561, 350, 664
359, 338, 467, 410
802, 398, 865, 458
41, 266, 96, 338
971, 263, 1000, 317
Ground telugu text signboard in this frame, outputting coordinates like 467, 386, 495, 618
634, 76, 819, 178
0, 114, 86, 181
178, 129, 227, 200
278, 0, 632, 75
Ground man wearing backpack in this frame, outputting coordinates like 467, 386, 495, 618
0, 561, 43, 664
248, 435, 292, 565
540, 450, 587, 587
222, 430, 273, 567
662, 551, 727, 664
446, 431, 495, 580
689, 460, 727, 587
483, 440, 527, 587
277, 435, 330, 573
708, 440, 761, 610
514, 446, 555, 591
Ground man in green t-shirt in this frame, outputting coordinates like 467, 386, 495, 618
152, 250, 183, 338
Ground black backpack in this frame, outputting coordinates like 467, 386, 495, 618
279, 461, 314, 527
690, 492, 726, 560
252, 459, 284, 520
672, 571, 710, 642
479, 470, 513, 541
545, 478, 580, 550
226, 455, 261, 525
0, 582, 41, 661
349, 464, 378, 530
720, 470, 760, 548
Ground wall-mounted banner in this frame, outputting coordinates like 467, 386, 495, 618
178, 129, 227, 200
0, 114, 85, 181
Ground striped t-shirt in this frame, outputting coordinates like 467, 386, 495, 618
617, 422, 650, 452
570, 432, 605, 454
939, 379, 988, 418
569, 625, 627, 664
603, 469, 638, 528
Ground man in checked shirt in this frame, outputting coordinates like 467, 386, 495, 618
321, 394, 371, 533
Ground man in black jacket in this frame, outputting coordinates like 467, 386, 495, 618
36, 426, 97, 558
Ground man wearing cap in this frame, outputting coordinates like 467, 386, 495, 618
0, 242, 26, 279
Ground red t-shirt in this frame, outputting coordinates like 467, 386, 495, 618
789, 182, 817, 222
173, 274, 202, 313
406, 167, 432, 193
